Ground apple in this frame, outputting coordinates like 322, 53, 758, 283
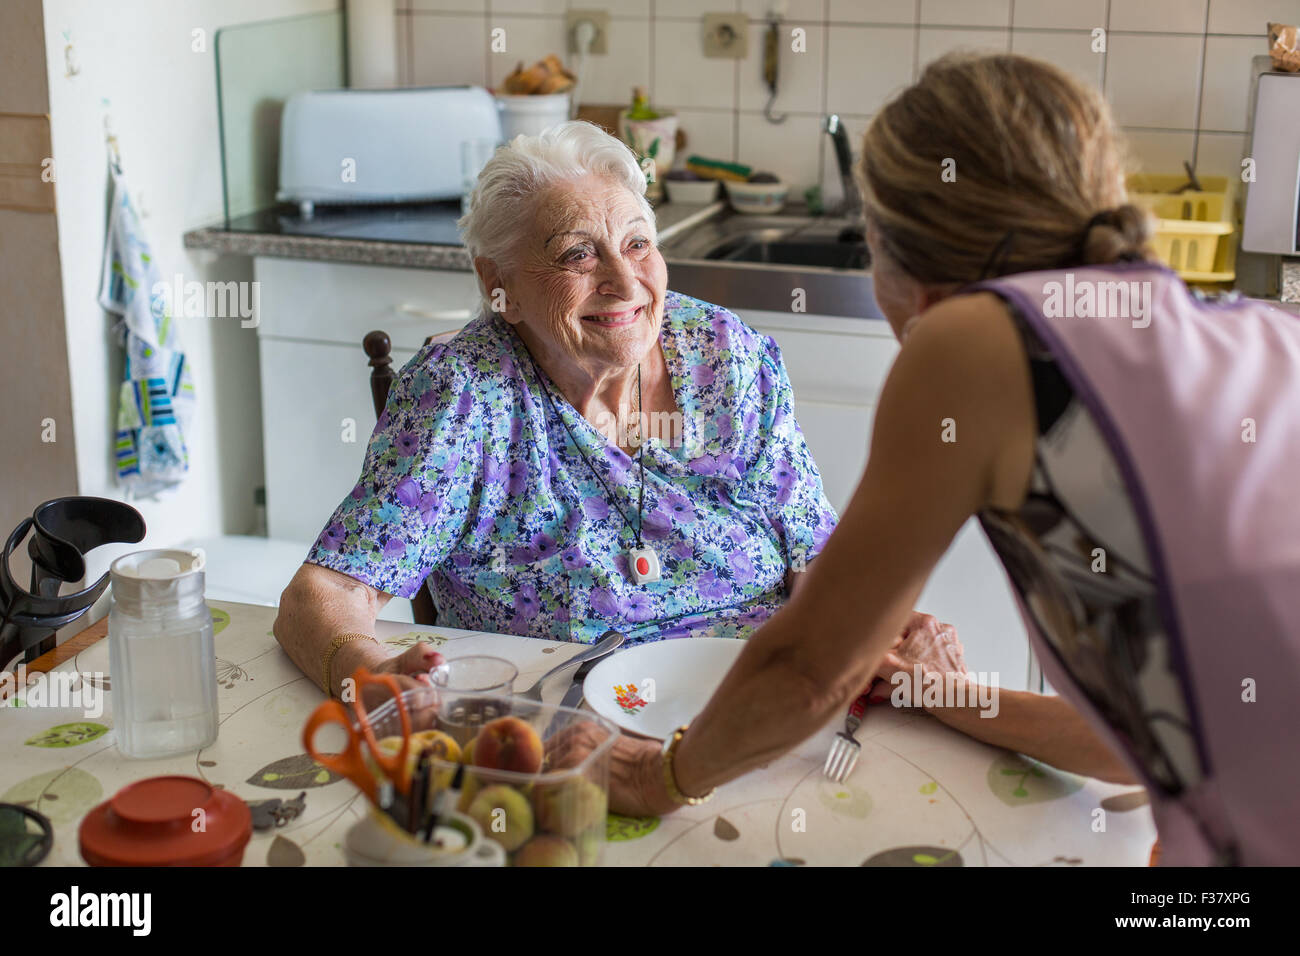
514, 834, 579, 867
466, 784, 534, 852
472, 716, 544, 774
532, 775, 607, 837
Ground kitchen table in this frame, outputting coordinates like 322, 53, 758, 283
0, 600, 1157, 866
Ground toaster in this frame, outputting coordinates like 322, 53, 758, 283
276, 86, 502, 208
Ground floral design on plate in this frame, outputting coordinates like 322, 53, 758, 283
612, 684, 649, 716
987, 753, 1083, 806
24, 722, 110, 748
606, 813, 660, 842
210, 608, 230, 635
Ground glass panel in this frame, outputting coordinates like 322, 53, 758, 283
215, 10, 346, 225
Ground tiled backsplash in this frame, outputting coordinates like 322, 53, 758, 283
396, 0, 1300, 204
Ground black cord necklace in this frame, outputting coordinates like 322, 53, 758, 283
520, 343, 661, 585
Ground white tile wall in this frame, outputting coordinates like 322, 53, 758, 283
737, 112, 825, 189
1011, 29, 1104, 88
653, 18, 737, 109
1207, 0, 1300, 35
828, 0, 916, 23
398, 0, 1285, 192
409, 14, 487, 85
738, 23, 825, 113
1012, 0, 1106, 31
1109, 0, 1208, 35
917, 27, 1009, 70
674, 108, 737, 164
1105, 33, 1203, 128
920, 0, 1010, 28
827, 25, 916, 114
1200, 35, 1265, 131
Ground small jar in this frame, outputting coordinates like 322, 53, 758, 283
108, 549, 218, 759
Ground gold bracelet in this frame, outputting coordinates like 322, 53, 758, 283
661, 723, 715, 806
321, 633, 379, 698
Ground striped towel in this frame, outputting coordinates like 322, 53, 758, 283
98, 165, 194, 497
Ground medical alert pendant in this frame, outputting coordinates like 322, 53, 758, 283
628, 547, 660, 584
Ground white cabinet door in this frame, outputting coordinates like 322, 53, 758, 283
259, 336, 417, 543
254, 258, 480, 349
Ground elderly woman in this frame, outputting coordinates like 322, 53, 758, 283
600, 53, 1300, 867
273, 121, 855, 698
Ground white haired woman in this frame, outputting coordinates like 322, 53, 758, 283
273, 121, 945, 701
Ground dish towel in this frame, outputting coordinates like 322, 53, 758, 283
98, 164, 195, 497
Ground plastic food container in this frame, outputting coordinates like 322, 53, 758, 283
664, 178, 720, 204
80, 776, 251, 866
495, 92, 571, 140
724, 180, 790, 214
361, 689, 618, 867
1127, 173, 1238, 284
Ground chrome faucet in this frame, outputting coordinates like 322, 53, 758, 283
824, 114, 863, 219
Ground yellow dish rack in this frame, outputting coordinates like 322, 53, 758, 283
1126, 173, 1239, 285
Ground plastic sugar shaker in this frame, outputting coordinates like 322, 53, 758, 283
108, 549, 218, 758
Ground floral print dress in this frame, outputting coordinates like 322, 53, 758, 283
306, 290, 838, 645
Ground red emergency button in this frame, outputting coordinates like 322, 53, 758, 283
636, 556, 650, 576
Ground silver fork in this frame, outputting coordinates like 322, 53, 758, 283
823, 688, 874, 782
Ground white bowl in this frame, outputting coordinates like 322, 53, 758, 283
663, 178, 720, 204
724, 180, 789, 214
582, 637, 746, 739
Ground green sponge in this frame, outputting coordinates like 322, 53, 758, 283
685, 155, 752, 183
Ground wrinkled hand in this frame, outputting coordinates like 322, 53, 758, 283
351, 642, 446, 714
874, 611, 966, 687
548, 723, 678, 817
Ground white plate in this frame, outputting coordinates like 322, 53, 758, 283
582, 637, 745, 740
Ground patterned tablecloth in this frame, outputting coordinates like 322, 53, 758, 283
0, 600, 1156, 867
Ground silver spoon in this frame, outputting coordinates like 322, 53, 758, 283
515, 630, 624, 703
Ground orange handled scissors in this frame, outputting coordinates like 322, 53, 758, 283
302, 667, 413, 805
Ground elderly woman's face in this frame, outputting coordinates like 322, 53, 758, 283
502, 175, 667, 373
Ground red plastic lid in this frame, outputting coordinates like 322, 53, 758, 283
79, 776, 252, 867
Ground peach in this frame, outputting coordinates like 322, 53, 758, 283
514, 834, 579, 867
532, 775, 607, 837
575, 826, 602, 866
472, 716, 544, 774
466, 784, 534, 852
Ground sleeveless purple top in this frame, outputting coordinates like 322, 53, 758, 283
972, 263, 1300, 865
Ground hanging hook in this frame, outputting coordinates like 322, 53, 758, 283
762, 16, 786, 124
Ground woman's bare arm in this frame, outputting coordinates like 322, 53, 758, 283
921, 687, 1138, 784
668, 293, 1039, 798
274, 563, 436, 697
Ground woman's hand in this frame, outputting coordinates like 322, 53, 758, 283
334, 638, 446, 710
548, 725, 679, 817
874, 611, 966, 688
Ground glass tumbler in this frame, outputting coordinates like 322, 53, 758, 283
108, 549, 218, 759
431, 655, 517, 746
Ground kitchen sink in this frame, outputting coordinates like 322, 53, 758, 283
705, 235, 869, 270
657, 204, 884, 320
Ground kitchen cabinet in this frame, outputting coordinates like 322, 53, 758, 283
254, 257, 478, 543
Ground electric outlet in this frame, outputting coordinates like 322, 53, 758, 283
703, 13, 748, 59
566, 10, 610, 55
